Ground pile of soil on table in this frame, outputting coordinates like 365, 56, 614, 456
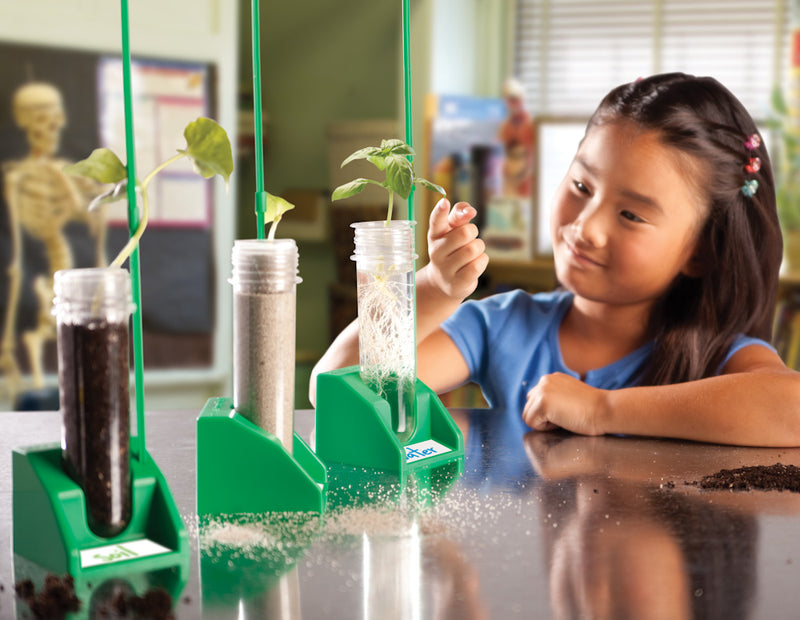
14, 575, 175, 619
105, 586, 174, 619
687, 463, 800, 493
14, 574, 80, 619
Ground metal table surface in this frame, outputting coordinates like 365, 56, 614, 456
2, 407, 800, 619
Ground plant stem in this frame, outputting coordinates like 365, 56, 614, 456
267, 216, 280, 240
385, 191, 394, 226
110, 152, 186, 268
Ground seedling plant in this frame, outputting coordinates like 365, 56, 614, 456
331, 139, 444, 437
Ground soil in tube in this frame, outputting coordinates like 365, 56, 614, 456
234, 289, 296, 453
59, 319, 131, 538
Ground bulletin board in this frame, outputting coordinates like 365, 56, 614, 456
424, 93, 537, 261
0, 41, 217, 383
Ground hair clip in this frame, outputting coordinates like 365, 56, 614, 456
745, 134, 761, 151
741, 179, 759, 198
745, 157, 761, 173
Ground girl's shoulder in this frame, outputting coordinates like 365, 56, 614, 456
477, 288, 572, 315
458, 288, 572, 336
718, 334, 776, 372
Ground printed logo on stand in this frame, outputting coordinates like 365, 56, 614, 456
80, 539, 172, 568
404, 439, 452, 463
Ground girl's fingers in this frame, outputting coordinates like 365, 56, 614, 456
428, 198, 453, 240
447, 202, 477, 229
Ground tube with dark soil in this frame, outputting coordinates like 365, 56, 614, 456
54, 268, 134, 538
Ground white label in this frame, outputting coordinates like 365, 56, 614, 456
404, 439, 452, 463
80, 539, 172, 568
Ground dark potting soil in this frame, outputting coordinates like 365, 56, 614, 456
58, 320, 131, 538
14, 574, 80, 619
15, 575, 176, 620
113, 587, 174, 619
687, 463, 800, 493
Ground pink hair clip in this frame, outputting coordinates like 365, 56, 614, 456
745, 134, 761, 151
745, 157, 761, 173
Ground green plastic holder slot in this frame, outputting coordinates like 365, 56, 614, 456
12, 444, 190, 579
315, 366, 465, 480
196, 397, 327, 515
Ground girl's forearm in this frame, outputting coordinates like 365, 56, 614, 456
604, 370, 800, 447
414, 264, 464, 344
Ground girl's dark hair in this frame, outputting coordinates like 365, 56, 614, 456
588, 72, 782, 385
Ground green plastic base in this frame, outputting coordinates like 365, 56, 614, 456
12, 445, 189, 578
315, 367, 464, 479
196, 397, 327, 515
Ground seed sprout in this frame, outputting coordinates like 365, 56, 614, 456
65, 117, 234, 266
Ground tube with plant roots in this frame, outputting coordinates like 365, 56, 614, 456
352, 220, 417, 441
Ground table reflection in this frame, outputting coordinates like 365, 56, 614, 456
523, 431, 800, 620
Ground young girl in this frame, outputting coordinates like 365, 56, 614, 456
312, 73, 800, 447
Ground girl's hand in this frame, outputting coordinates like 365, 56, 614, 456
426, 198, 488, 302
523, 372, 610, 436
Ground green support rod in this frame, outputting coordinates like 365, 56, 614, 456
252, 0, 267, 238
401, 0, 419, 374
402, 0, 415, 222
120, 0, 147, 462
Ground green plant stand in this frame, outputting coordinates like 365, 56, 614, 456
12, 444, 189, 579
196, 397, 327, 515
314, 366, 464, 481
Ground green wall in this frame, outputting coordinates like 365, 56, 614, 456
237, 0, 401, 406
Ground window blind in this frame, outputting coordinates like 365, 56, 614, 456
514, 0, 790, 118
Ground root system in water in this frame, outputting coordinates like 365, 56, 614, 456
357, 268, 416, 438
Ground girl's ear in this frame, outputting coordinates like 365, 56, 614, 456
681, 245, 710, 278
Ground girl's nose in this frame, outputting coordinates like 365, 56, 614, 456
573, 204, 608, 248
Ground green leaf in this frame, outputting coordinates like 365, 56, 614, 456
416, 178, 446, 196
341, 146, 383, 168
179, 117, 233, 188
63, 148, 127, 184
384, 139, 415, 157
332, 178, 371, 201
366, 154, 388, 171
265, 192, 295, 223
385, 155, 413, 199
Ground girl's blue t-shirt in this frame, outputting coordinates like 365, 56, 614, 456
440, 289, 773, 417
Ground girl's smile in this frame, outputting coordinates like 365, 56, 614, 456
564, 236, 606, 268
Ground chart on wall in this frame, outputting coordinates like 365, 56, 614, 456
98, 57, 212, 227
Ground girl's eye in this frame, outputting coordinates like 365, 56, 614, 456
620, 210, 644, 223
572, 180, 589, 194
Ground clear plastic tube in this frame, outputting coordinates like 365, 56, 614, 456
351, 221, 418, 441
53, 267, 135, 538
231, 239, 301, 453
